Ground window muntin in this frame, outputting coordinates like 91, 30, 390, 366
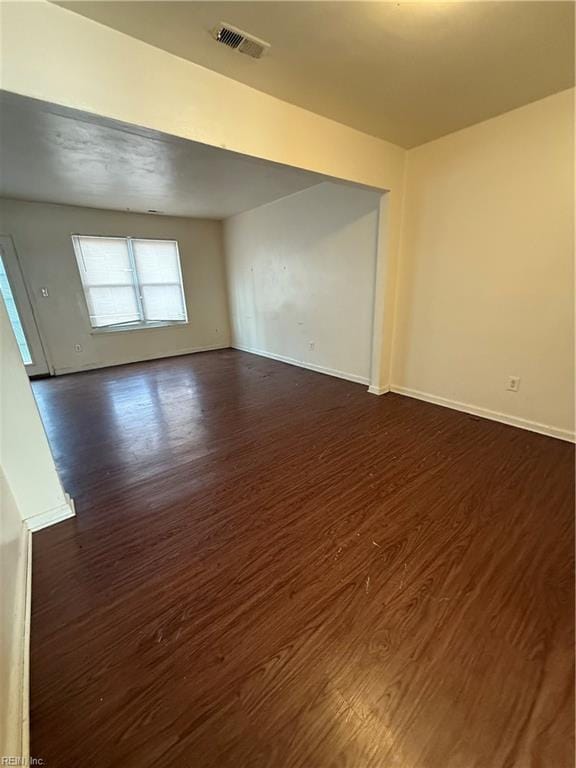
72, 236, 187, 329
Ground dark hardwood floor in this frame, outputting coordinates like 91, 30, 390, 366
30, 350, 574, 768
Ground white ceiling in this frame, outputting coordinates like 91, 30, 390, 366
0, 93, 327, 219
58, 1, 575, 148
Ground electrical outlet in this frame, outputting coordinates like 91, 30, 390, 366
40, 287, 49, 297
506, 376, 520, 392
74, 343, 82, 353
308, 341, 315, 351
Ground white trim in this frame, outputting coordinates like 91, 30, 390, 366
25, 498, 75, 532
72, 235, 188, 331
53, 343, 229, 376
90, 320, 189, 335
391, 385, 575, 443
368, 193, 390, 396
4, 523, 31, 762
232, 344, 369, 386
367, 385, 390, 396
21, 530, 32, 760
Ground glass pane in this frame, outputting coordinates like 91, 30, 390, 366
85, 286, 141, 327
140, 284, 186, 322
72, 236, 141, 327
75, 237, 134, 286
132, 239, 182, 284
0, 255, 32, 365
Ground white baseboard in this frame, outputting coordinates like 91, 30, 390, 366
391, 385, 575, 443
368, 385, 390, 396
232, 344, 370, 386
4, 523, 32, 761
53, 344, 229, 376
25, 497, 75, 532
21, 530, 31, 760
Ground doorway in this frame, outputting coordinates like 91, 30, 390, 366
0, 235, 49, 376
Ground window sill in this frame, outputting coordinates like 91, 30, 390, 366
90, 321, 189, 335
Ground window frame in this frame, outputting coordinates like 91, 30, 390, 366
72, 234, 189, 333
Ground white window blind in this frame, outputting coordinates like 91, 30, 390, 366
72, 236, 187, 329
132, 239, 187, 323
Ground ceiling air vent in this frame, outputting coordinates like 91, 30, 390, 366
212, 22, 270, 59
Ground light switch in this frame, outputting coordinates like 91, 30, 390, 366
40, 287, 49, 297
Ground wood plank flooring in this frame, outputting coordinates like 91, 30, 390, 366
30, 350, 574, 768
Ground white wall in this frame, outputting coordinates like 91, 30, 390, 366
0, 1, 405, 192
0, 469, 29, 761
2, 2, 572, 436
0, 199, 231, 375
393, 89, 575, 440
0, 290, 73, 760
0, 0, 406, 390
225, 182, 380, 384
0, 293, 69, 524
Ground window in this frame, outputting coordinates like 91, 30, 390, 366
72, 236, 188, 330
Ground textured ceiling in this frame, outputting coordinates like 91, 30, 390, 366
0, 94, 326, 219
58, 1, 575, 148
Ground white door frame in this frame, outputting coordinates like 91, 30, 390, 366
0, 234, 51, 377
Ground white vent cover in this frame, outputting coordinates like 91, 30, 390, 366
212, 22, 270, 59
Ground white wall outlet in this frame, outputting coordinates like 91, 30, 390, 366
506, 376, 520, 392
74, 343, 82, 353
308, 341, 315, 351
40, 287, 49, 297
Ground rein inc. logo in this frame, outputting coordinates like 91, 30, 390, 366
1, 759, 44, 766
